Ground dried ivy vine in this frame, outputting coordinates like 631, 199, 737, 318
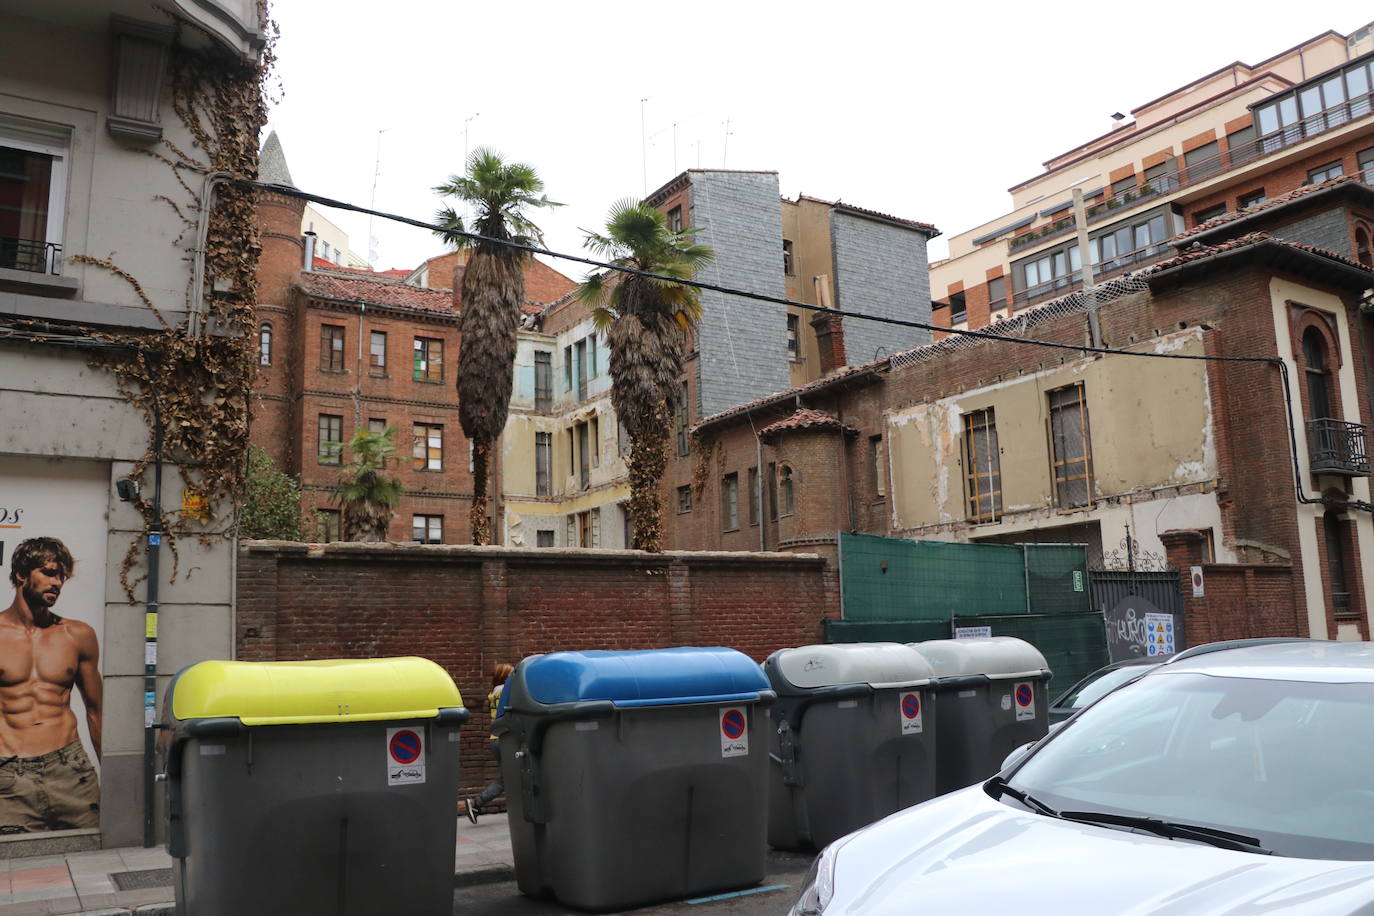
82, 6, 277, 599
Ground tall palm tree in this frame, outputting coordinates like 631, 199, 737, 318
332, 426, 404, 542
577, 199, 715, 551
434, 148, 559, 545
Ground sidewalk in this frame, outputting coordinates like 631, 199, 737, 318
0, 811, 514, 916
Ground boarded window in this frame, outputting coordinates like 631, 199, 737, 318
963, 409, 1002, 523
1048, 384, 1094, 508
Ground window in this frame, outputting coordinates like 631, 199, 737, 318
1237, 189, 1266, 209
412, 423, 442, 471
778, 465, 795, 517
320, 324, 345, 371
787, 314, 800, 358
368, 418, 387, 436
722, 472, 739, 531
1255, 58, 1374, 151
676, 485, 692, 513
783, 238, 795, 275
317, 414, 343, 464
587, 335, 598, 378
589, 416, 600, 468
1193, 204, 1226, 227
621, 503, 633, 547
563, 345, 573, 391
536, 529, 555, 548
1226, 125, 1257, 167
1110, 175, 1137, 196
949, 292, 967, 325
570, 508, 600, 548
575, 422, 590, 489
963, 409, 1002, 523
668, 206, 683, 233
1085, 212, 1169, 271
534, 350, 552, 410
987, 276, 1006, 311
871, 435, 886, 497
1047, 384, 1094, 508
369, 331, 386, 375
259, 323, 272, 365
1302, 328, 1334, 420
1359, 147, 1374, 181
1142, 160, 1177, 193
1019, 242, 1081, 297
413, 337, 443, 381
316, 509, 341, 543
0, 123, 67, 275
575, 338, 588, 400
1323, 512, 1354, 618
535, 432, 552, 496
767, 462, 778, 521
1307, 161, 1344, 184
748, 466, 760, 526
412, 514, 443, 544
675, 382, 690, 457
1183, 140, 1221, 182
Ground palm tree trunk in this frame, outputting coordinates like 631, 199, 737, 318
471, 438, 492, 545
626, 406, 670, 552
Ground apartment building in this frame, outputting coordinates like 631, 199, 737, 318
932, 23, 1374, 331
1, 0, 264, 848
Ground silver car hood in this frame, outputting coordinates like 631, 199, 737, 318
825, 786, 1374, 915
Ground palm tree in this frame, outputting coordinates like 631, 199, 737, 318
576, 199, 715, 551
434, 148, 559, 544
332, 426, 404, 542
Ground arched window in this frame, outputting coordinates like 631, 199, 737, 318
1356, 225, 1371, 268
259, 322, 272, 366
778, 465, 795, 517
1302, 327, 1333, 420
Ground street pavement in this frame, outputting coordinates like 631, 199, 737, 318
0, 810, 812, 915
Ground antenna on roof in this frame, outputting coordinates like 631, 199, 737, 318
367, 127, 393, 269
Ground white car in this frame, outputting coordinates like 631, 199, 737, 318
791, 640, 1374, 915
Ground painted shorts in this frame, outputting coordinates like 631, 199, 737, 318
0, 739, 100, 833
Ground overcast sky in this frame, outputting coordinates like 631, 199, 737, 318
266, 1, 1367, 281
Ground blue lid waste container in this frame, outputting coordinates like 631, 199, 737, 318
911, 637, 1051, 794
493, 647, 775, 911
763, 642, 938, 850
160, 657, 468, 916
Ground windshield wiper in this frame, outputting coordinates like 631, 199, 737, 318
1058, 810, 1271, 854
984, 776, 1060, 818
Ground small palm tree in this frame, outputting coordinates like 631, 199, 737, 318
577, 199, 715, 551
332, 426, 404, 542
434, 148, 560, 544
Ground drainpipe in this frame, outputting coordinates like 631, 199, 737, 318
303, 231, 317, 271
142, 401, 164, 847
756, 433, 765, 551
189, 171, 231, 337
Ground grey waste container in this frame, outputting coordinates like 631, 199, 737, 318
494, 647, 775, 912
763, 642, 938, 851
912, 637, 1051, 794
161, 657, 469, 916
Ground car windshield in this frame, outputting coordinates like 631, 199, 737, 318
1010, 671, 1374, 860
1059, 665, 1150, 710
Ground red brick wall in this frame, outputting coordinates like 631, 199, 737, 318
237, 542, 840, 794
1161, 530, 1301, 644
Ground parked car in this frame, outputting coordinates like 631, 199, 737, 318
791, 640, 1374, 915
1046, 655, 1162, 724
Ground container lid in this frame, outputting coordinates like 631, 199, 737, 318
911, 637, 1049, 681
170, 657, 463, 725
768, 643, 935, 691
517, 648, 769, 708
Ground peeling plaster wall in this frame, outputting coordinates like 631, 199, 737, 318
886, 330, 1217, 555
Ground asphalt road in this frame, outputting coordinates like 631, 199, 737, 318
453, 848, 814, 915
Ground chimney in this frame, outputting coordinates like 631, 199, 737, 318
810, 309, 846, 375
302, 231, 317, 272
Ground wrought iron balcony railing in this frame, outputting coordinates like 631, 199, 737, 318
1307, 417, 1371, 476
0, 237, 62, 275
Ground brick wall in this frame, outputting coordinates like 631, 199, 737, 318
237, 542, 840, 794
1161, 530, 1301, 643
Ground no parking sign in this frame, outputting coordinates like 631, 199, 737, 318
1013, 682, 1035, 722
898, 691, 923, 735
386, 726, 426, 785
719, 707, 749, 758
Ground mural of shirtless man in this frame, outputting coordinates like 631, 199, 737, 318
0, 537, 102, 832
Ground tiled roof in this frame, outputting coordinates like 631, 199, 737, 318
1171, 176, 1359, 242
301, 272, 456, 315
694, 359, 887, 432
413, 251, 577, 310
794, 195, 939, 235
1148, 231, 1369, 275
758, 408, 857, 440
310, 256, 408, 276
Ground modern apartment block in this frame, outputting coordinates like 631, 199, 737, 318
1, 0, 264, 848
932, 23, 1374, 331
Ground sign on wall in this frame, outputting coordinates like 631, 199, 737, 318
0, 457, 108, 834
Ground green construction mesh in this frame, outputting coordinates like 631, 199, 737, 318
1023, 543, 1092, 615
822, 618, 952, 644
953, 612, 1109, 690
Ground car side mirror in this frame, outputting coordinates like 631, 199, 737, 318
1000, 741, 1035, 772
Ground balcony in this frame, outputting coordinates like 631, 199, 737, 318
1307, 418, 1371, 476
0, 237, 62, 275
1007, 87, 1374, 253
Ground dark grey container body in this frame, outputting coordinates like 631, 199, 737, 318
171, 719, 461, 916
500, 702, 769, 911
931, 679, 1049, 794
767, 686, 938, 850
